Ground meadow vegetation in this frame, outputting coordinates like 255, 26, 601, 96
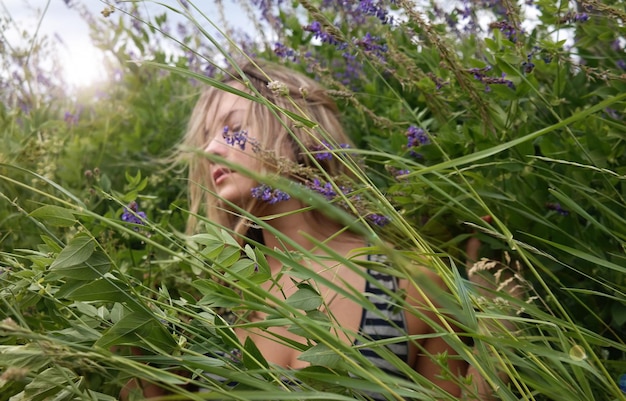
1, 0, 625, 400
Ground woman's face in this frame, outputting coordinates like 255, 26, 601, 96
203, 87, 261, 208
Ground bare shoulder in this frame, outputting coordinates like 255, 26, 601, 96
398, 260, 458, 339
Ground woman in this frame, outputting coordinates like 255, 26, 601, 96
122, 59, 502, 400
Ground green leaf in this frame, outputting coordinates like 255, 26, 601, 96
49, 235, 95, 270
297, 344, 344, 369
47, 251, 110, 281
59, 277, 127, 302
0, 345, 51, 370
95, 311, 176, 351
242, 336, 269, 370
224, 258, 257, 282
287, 310, 331, 339
15, 367, 81, 401
193, 279, 242, 308
29, 205, 76, 227
98, 173, 112, 192
286, 285, 323, 311
215, 245, 241, 267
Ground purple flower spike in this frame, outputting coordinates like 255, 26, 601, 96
407, 126, 430, 147
307, 178, 338, 200
311, 141, 351, 161
368, 213, 391, 227
121, 201, 147, 226
406, 126, 430, 158
251, 184, 291, 204
222, 125, 249, 150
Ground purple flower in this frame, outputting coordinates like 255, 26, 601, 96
304, 21, 341, 46
311, 141, 350, 161
251, 184, 291, 204
469, 66, 515, 90
407, 126, 430, 147
367, 213, 391, 226
307, 178, 338, 200
64, 111, 79, 126
393, 169, 410, 179
611, 40, 623, 52
357, 0, 394, 24
223, 125, 250, 150
121, 201, 147, 225
274, 42, 298, 62
522, 61, 535, 73
406, 126, 430, 158
561, 11, 590, 24
489, 20, 521, 42
617, 60, 626, 70
546, 202, 569, 216
604, 108, 622, 120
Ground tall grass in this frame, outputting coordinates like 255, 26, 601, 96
1, 1, 625, 400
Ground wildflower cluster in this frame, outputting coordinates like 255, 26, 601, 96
121, 201, 147, 225
303, 21, 387, 59
223, 125, 256, 151
251, 184, 291, 204
241, 135, 390, 227
311, 141, 351, 161
560, 11, 590, 24
273, 42, 298, 62
305, 177, 391, 226
468, 66, 515, 92
306, 177, 343, 200
304, 21, 342, 46
353, 32, 388, 60
489, 20, 522, 43
406, 126, 430, 158
367, 213, 390, 226
249, 175, 391, 227
357, 0, 395, 25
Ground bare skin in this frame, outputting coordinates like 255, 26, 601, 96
121, 209, 467, 399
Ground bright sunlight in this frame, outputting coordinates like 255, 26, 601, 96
59, 44, 106, 89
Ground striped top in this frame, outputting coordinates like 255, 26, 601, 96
354, 253, 409, 377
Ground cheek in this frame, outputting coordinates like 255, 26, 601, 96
239, 150, 263, 171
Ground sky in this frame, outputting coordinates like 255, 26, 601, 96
2, 0, 252, 89
3, 1, 553, 90
4, 0, 113, 88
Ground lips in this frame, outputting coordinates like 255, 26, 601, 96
212, 167, 231, 185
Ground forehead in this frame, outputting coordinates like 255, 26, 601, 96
205, 83, 253, 128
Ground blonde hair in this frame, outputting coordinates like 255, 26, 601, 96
180, 60, 355, 237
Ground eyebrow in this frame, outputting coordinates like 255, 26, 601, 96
218, 108, 247, 123
204, 108, 247, 140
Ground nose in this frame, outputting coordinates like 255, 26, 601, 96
204, 134, 229, 158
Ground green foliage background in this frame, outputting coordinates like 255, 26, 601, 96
0, 0, 625, 400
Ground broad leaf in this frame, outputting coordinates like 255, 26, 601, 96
58, 277, 127, 302
47, 251, 110, 281
49, 235, 95, 270
286, 285, 323, 311
242, 336, 269, 370
95, 311, 176, 351
30, 205, 76, 227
